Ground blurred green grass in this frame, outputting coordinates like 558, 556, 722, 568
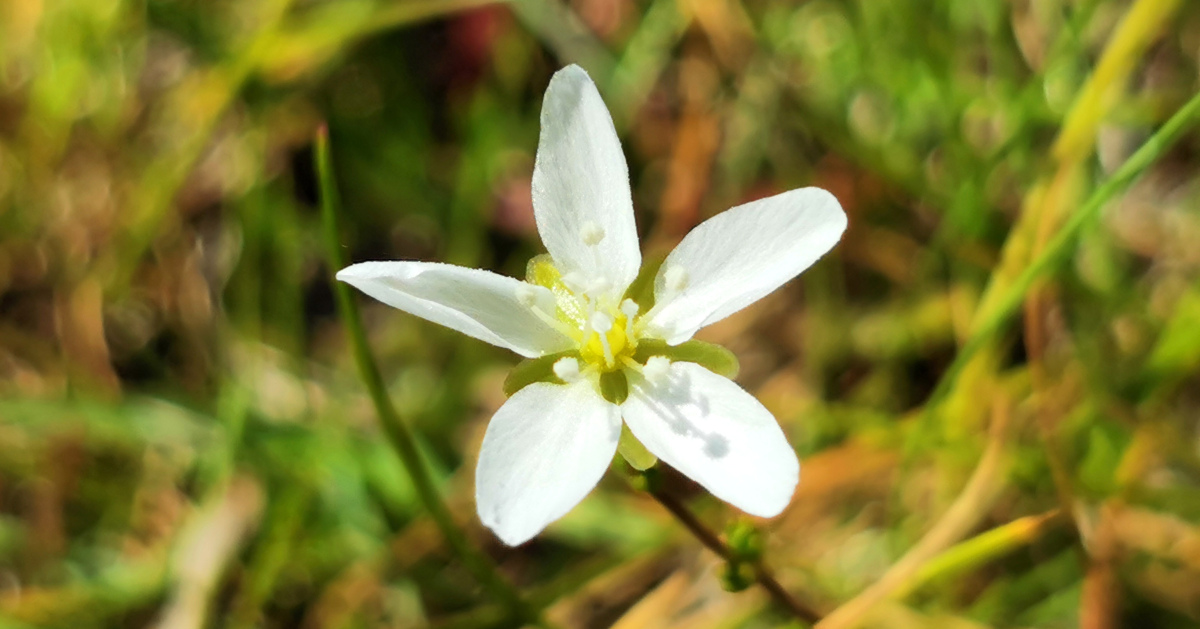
2, 0, 1200, 627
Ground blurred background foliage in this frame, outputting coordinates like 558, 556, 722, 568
1, 0, 1200, 627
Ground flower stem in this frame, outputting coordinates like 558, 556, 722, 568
314, 127, 542, 627
645, 483, 822, 625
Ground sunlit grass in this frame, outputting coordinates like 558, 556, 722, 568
1, 0, 1199, 627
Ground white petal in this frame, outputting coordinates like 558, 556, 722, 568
532, 65, 640, 301
475, 381, 621, 545
622, 361, 799, 517
645, 188, 846, 344
337, 261, 573, 358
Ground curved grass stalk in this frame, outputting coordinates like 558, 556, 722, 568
909, 89, 1200, 453
315, 127, 548, 628
818, 398, 1015, 629
890, 509, 1067, 601
875, 88, 1200, 629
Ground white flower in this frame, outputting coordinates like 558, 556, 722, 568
337, 65, 847, 546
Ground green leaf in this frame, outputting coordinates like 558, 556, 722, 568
1147, 286, 1200, 378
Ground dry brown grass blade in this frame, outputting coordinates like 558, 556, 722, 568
544, 550, 679, 629
153, 476, 265, 629
815, 397, 1014, 629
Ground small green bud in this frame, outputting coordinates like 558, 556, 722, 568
719, 561, 755, 593
724, 520, 764, 562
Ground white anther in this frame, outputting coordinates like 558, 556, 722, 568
580, 221, 606, 246
589, 311, 613, 333
643, 356, 672, 383
553, 357, 583, 383
515, 284, 541, 308
517, 284, 583, 341
663, 266, 689, 293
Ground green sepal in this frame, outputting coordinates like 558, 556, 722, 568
598, 370, 629, 404
724, 520, 764, 562
503, 350, 576, 396
622, 253, 665, 315
617, 424, 657, 471
628, 464, 662, 493
632, 338, 740, 379
719, 561, 755, 593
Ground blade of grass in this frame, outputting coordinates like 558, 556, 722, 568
509, 0, 615, 82
110, 0, 297, 292
909, 89, 1200, 454
820, 396, 1015, 629
259, 0, 507, 81
314, 126, 544, 628
607, 0, 689, 127
890, 510, 1068, 601
227, 486, 312, 629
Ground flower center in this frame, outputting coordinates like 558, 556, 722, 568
579, 309, 634, 370
524, 255, 643, 373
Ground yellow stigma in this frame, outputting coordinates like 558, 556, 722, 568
580, 312, 634, 371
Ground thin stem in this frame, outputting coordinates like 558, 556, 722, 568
646, 485, 822, 625
314, 127, 541, 627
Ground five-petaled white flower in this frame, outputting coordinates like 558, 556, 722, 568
338, 65, 846, 546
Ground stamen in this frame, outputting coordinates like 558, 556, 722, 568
590, 312, 615, 366
620, 299, 639, 339
580, 221, 606, 246
517, 284, 582, 341
590, 312, 613, 333
643, 356, 672, 384
664, 266, 689, 294
553, 357, 584, 383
